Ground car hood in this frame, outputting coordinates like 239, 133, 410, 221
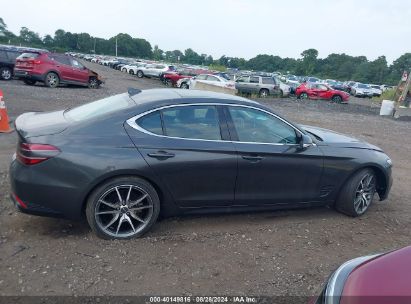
301, 125, 382, 151
341, 246, 411, 298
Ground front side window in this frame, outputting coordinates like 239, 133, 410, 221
228, 106, 297, 144
162, 105, 221, 140
71, 59, 84, 69
236, 76, 250, 83
206, 75, 220, 82
196, 74, 208, 80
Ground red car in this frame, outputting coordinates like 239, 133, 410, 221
162, 69, 211, 87
296, 82, 350, 103
14, 52, 102, 88
312, 246, 411, 304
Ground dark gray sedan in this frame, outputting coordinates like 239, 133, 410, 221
9, 89, 392, 239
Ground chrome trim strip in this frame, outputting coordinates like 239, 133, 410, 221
126, 103, 305, 146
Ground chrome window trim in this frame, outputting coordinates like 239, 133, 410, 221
126, 103, 304, 146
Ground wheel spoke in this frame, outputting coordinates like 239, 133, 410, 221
124, 214, 136, 232
129, 211, 146, 224
116, 214, 126, 235
129, 205, 153, 212
129, 193, 148, 207
126, 186, 132, 204
115, 187, 123, 203
96, 210, 119, 215
99, 199, 118, 209
104, 213, 120, 229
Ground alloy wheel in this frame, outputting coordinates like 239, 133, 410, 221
353, 173, 375, 215
1, 69, 11, 80
94, 185, 154, 238
300, 93, 308, 99
47, 74, 58, 87
89, 78, 99, 89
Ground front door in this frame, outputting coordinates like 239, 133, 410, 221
126, 104, 237, 208
225, 105, 324, 206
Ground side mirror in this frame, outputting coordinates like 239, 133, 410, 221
299, 134, 313, 150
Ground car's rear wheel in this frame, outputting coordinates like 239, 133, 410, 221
259, 89, 269, 98
86, 176, 160, 239
88, 77, 100, 89
137, 70, 144, 78
23, 79, 36, 86
0, 67, 12, 80
180, 83, 189, 89
332, 95, 343, 103
335, 168, 377, 217
45, 72, 59, 88
299, 92, 309, 99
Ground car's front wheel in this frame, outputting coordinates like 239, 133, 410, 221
336, 168, 377, 217
299, 92, 309, 99
88, 77, 100, 89
180, 83, 189, 89
332, 95, 342, 103
86, 176, 160, 239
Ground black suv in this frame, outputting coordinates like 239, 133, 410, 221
0, 45, 48, 80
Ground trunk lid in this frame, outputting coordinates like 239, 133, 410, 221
15, 110, 69, 139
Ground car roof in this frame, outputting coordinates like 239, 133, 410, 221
129, 88, 259, 107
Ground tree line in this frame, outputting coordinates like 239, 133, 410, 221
1, 17, 410, 85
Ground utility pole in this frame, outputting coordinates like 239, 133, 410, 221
115, 37, 118, 57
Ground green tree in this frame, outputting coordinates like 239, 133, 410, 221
153, 45, 164, 60
19, 27, 42, 46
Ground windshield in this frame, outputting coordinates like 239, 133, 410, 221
64, 93, 134, 121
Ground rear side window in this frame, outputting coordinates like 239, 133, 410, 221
262, 78, 275, 84
17, 52, 39, 59
162, 105, 221, 140
6, 51, 20, 60
65, 93, 134, 121
50, 55, 71, 66
137, 111, 163, 135
250, 77, 260, 83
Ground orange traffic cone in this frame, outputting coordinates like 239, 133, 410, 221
0, 90, 13, 133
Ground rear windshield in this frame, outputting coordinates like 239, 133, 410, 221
17, 52, 40, 59
64, 93, 134, 121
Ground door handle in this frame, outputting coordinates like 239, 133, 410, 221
147, 151, 175, 159
242, 155, 263, 162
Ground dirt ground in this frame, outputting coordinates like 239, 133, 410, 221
1, 63, 410, 298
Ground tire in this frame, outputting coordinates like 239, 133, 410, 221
44, 72, 59, 88
88, 77, 100, 89
122, 68, 127, 73
299, 92, 309, 99
335, 168, 377, 217
0, 67, 12, 80
137, 70, 144, 78
259, 89, 269, 98
23, 79, 36, 86
165, 79, 173, 87
86, 176, 160, 239
180, 83, 189, 89
129, 69, 134, 75
332, 95, 343, 103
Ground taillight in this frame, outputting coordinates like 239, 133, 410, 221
17, 143, 60, 165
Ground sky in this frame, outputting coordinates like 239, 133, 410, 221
1, 0, 410, 63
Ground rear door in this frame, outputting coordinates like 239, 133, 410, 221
249, 76, 260, 94
49, 54, 74, 82
126, 104, 237, 208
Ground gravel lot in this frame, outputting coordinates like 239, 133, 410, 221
1, 62, 410, 298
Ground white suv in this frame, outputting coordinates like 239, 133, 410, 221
136, 64, 175, 78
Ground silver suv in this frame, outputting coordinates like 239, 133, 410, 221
235, 75, 280, 97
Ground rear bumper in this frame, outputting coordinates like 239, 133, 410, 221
10, 192, 63, 218
14, 69, 44, 81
